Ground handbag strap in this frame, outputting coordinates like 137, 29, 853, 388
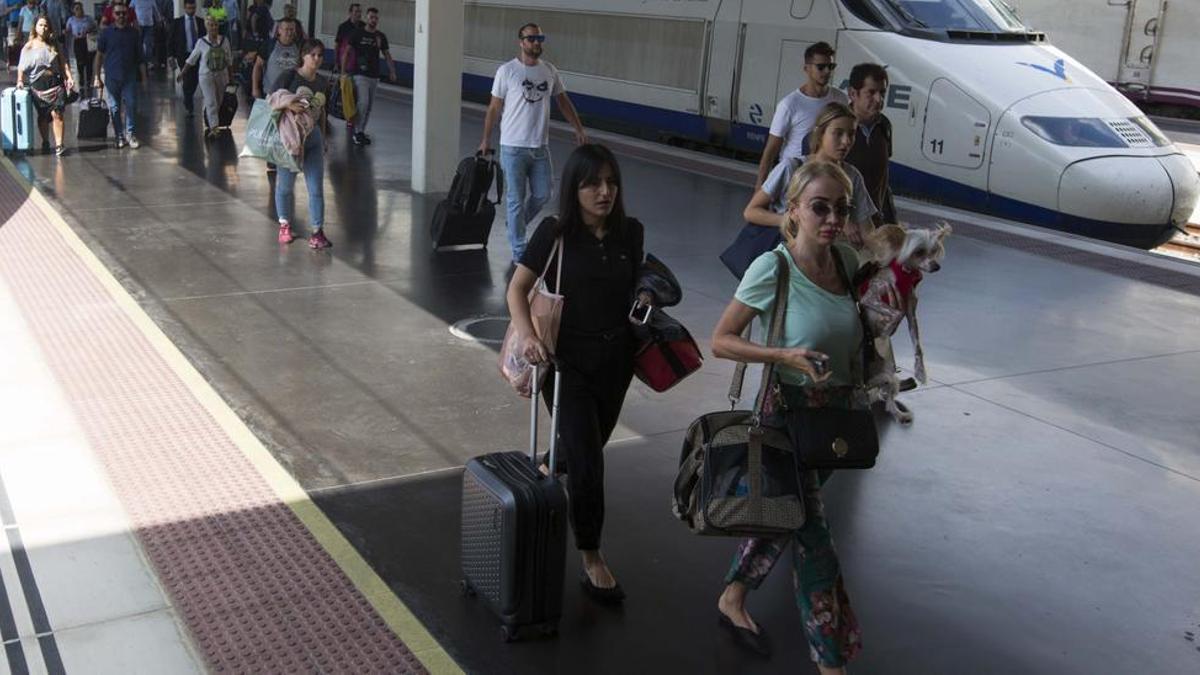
830, 247, 872, 385
727, 249, 790, 411
527, 232, 564, 301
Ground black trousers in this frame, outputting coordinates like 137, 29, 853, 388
72, 39, 93, 92
541, 330, 635, 552
179, 61, 199, 113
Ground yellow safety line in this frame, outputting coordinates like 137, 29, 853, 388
0, 159, 462, 674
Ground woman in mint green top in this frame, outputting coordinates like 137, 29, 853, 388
711, 159, 864, 672
735, 240, 861, 387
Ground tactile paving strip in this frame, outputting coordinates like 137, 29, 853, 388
0, 171, 429, 673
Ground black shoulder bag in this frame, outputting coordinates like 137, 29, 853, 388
786, 248, 880, 470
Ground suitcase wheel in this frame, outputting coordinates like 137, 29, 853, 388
458, 579, 475, 597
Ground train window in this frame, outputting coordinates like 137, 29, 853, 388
1020, 117, 1127, 148
791, 0, 815, 19
841, 0, 888, 28
1129, 116, 1172, 147
875, 0, 1027, 32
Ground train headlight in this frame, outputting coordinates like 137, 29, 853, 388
1020, 116, 1128, 148
1128, 116, 1172, 147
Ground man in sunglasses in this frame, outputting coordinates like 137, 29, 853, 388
480, 22, 588, 263
94, 0, 146, 148
754, 41, 848, 189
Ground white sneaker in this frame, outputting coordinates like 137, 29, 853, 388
128, 135, 141, 149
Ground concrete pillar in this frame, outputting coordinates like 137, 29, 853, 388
412, 0, 464, 194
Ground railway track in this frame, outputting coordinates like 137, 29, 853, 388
1157, 223, 1200, 258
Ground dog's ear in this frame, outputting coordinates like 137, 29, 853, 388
866, 224, 906, 262
934, 221, 953, 240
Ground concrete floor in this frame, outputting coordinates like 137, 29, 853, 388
10, 75, 1200, 673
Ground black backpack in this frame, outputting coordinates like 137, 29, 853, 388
449, 151, 504, 215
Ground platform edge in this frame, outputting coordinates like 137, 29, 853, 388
0, 158, 463, 675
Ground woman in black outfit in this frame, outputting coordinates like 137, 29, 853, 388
505, 144, 647, 604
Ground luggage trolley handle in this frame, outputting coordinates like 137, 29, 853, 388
528, 362, 562, 478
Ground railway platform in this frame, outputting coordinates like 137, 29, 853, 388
0, 74, 1199, 674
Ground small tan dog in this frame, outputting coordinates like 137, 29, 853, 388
855, 223, 952, 424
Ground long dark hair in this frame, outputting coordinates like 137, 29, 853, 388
555, 144, 627, 239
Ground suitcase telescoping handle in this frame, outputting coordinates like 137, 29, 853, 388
528, 363, 561, 478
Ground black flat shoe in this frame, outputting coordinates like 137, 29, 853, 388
579, 570, 625, 604
718, 613, 771, 657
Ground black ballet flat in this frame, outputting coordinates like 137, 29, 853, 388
718, 613, 771, 657
579, 570, 625, 605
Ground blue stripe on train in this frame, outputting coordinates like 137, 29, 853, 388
890, 164, 1175, 249
358, 55, 1171, 249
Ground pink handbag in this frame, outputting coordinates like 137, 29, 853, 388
499, 238, 564, 397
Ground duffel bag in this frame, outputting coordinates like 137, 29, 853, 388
631, 304, 702, 393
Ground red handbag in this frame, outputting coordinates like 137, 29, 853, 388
632, 304, 703, 393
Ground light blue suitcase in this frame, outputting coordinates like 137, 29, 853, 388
2, 87, 35, 153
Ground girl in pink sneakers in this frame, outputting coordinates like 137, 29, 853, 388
272, 38, 331, 249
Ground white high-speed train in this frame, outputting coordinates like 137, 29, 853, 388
295, 0, 1199, 249
1013, 0, 1199, 112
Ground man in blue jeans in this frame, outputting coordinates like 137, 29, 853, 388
94, 6, 146, 148
130, 0, 160, 68
479, 22, 587, 263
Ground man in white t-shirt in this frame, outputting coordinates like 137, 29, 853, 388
754, 41, 848, 188
479, 22, 588, 262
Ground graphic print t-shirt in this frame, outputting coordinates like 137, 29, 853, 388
491, 58, 564, 148
349, 27, 388, 78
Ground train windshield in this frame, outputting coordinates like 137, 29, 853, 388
870, 0, 1029, 33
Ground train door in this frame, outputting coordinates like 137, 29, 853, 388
702, 0, 742, 123
921, 78, 990, 171
727, 0, 841, 150
1117, 0, 1168, 96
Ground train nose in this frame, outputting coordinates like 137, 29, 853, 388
1157, 153, 1200, 228
1057, 156, 1181, 247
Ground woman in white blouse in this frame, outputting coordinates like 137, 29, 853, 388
176, 15, 233, 138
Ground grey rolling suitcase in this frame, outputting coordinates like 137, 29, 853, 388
460, 366, 567, 641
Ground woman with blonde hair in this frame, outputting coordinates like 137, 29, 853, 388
16, 15, 74, 156
743, 102, 877, 251
711, 159, 865, 671
177, 15, 233, 138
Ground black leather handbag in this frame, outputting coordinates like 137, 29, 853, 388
785, 249, 880, 470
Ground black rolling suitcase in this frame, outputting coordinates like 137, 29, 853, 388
460, 366, 567, 641
77, 98, 110, 140
431, 150, 504, 251
218, 85, 238, 128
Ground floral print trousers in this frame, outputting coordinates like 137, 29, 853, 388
724, 469, 862, 667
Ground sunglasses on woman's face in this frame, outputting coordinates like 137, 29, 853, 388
806, 200, 851, 219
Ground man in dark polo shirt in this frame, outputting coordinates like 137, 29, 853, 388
845, 62, 896, 227
94, 3, 145, 149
